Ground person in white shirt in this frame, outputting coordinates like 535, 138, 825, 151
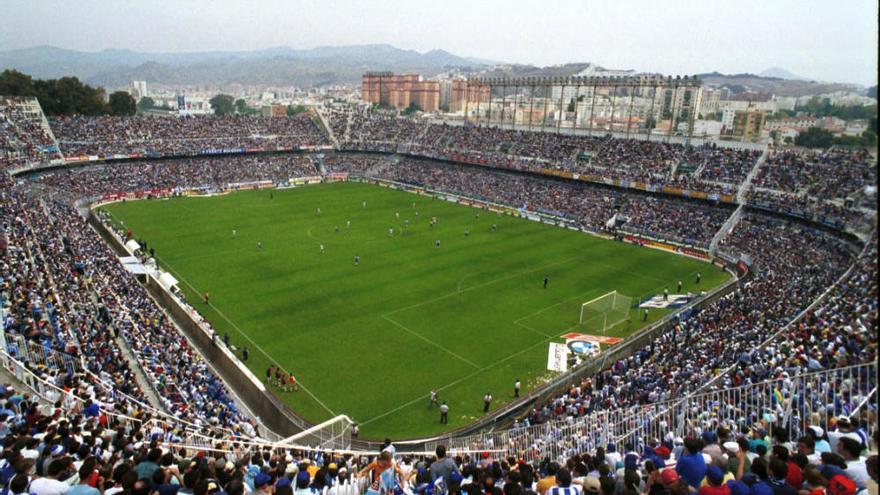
29, 459, 71, 495
604, 444, 622, 472
838, 437, 869, 491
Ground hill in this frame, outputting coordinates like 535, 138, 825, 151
0, 44, 487, 88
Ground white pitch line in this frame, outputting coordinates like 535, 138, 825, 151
383, 254, 587, 317
358, 318, 589, 427
154, 255, 338, 417
512, 288, 606, 324
381, 314, 481, 369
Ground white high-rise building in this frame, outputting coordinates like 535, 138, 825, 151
131, 81, 148, 99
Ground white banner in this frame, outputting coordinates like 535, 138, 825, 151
547, 343, 570, 372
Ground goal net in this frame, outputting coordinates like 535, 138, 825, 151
579, 291, 632, 333
277, 414, 355, 451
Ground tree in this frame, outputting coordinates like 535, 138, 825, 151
402, 102, 422, 115
108, 91, 137, 116
645, 117, 657, 130
138, 97, 155, 111
209, 94, 235, 115
0, 70, 109, 116
867, 85, 877, 98
232, 99, 259, 115
0, 69, 36, 96
795, 127, 835, 149
286, 104, 307, 116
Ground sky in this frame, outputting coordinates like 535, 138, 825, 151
0, 0, 877, 86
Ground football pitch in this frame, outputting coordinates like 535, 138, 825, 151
99, 181, 729, 438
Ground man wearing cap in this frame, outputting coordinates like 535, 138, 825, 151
580, 476, 601, 495
698, 466, 731, 495
251, 473, 274, 495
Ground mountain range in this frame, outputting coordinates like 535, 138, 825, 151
0, 44, 489, 88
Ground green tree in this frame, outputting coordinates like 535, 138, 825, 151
286, 104, 307, 116
209, 94, 235, 115
234, 98, 253, 115
0, 69, 109, 116
795, 127, 836, 148
645, 117, 656, 130
50, 77, 107, 115
0, 69, 36, 95
108, 91, 137, 116
402, 102, 422, 115
138, 96, 155, 111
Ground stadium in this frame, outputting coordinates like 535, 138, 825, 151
0, 71, 877, 495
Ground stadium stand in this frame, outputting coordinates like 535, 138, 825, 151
48, 114, 329, 158
1, 98, 876, 495
0, 97, 62, 171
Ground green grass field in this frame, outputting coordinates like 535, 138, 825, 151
100, 181, 728, 438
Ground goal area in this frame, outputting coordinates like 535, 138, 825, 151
579, 291, 632, 333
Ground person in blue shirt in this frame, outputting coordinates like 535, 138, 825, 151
676, 437, 707, 490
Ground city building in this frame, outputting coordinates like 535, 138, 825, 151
131, 81, 148, 99
362, 72, 440, 112
727, 109, 765, 141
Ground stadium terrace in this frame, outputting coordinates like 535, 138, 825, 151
0, 94, 876, 495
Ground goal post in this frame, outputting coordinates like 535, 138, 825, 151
277, 414, 354, 450
579, 291, 632, 333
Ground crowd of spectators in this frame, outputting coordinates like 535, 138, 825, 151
747, 191, 873, 231
1, 107, 876, 495
327, 111, 764, 197
1, 97, 61, 171
338, 107, 426, 152
380, 158, 731, 246
746, 150, 877, 230
1, 173, 261, 440
48, 114, 329, 158
753, 150, 876, 202
31, 155, 319, 201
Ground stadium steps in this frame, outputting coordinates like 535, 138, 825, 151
709, 204, 744, 256
736, 148, 769, 203
111, 332, 169, 412
314, 108, 340, 149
